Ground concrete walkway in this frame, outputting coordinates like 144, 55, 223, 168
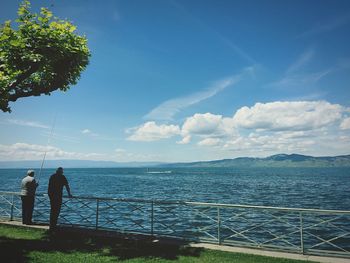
1, 220, 349, 263
189, 243, 350, 263
0, 220, 49, 230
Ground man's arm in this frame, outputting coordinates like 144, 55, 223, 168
33, 178, 38, 187
65, 183, 72, 198
64, 176, 72, 197
48, 176, 53, 198
32, 178, 38, 193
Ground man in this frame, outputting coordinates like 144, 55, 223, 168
48, 167, 72, 230
21, 170, 38, 225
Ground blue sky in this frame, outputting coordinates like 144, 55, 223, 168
1, 0, 350, 162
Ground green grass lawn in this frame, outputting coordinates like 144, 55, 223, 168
0, 224, 312, 263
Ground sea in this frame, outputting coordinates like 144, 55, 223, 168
1, 167, 349, 210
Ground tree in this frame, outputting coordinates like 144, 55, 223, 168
0, 1, 90, 112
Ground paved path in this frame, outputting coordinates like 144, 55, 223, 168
189, 243, 350, 263
0, 220, 49, 230
1, 220, 349, 263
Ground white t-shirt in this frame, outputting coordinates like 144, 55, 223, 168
21, 176, 37, 196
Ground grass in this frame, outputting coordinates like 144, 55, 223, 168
0, 224, 312, 263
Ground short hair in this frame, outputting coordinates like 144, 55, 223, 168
56, 167, 63, 173
27, 170, 35, 176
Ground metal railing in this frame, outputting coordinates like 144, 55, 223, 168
0, 191, 349, 258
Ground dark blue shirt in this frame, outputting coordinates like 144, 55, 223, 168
48, 173, 68, 199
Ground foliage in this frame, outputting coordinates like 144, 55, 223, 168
0, 0, 90, 112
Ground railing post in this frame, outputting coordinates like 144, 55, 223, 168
10, 195, 14, 221
151, 200, 154, 236
95, 199, 99, 230
217, 207, 221, 245
299, 211, 304, 254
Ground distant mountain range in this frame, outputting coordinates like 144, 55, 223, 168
0, 154, 349, 168
163, 154, 350, 168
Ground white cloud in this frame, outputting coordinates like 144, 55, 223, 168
82, 129, 92, 134
218, 35, 257, 64
340, 117, 350, 130
221, 101, 350, 156
144, 67, 256, 121
127, 121, 181, 142
143, 67, 258, 123
272, 70, 333, 88
180, 112, 236, 144
223, 132, 318, 155
285, 49, 314, 75
270, 49, 334, 89
7, 119, 49, 129
182, 113, 224, 135
81, 128, 114, 141
198, 138, 222, 147
177, 135, 191, 145
0, 143, 107, 161
297, 13, 350, 38
232, 101, 344, 131
81, 129, 99, 137
0, 143, 164, 162
144, 76, 239, 121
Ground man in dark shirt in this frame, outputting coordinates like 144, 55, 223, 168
48, 167, 72, 230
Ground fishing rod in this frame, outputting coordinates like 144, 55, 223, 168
37, 114, 57, 184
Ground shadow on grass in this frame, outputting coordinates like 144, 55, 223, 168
0, 226, 203, 262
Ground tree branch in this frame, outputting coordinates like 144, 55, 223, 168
8, 78, 60, 102
7, 63, 39, 92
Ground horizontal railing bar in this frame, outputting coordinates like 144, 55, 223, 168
184, 202, 350, 214
1, 191, 350, 215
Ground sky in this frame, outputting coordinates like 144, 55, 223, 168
0, 0, 350, 163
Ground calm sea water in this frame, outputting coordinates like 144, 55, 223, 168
1, 167, 349, 210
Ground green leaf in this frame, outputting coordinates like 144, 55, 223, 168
9, 40, 21, 47
0, 0, 91, 113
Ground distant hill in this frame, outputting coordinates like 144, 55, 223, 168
1, 154, 349, 169
162, 154, 350, 168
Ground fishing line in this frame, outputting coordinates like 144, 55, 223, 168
37, 114, 57, 184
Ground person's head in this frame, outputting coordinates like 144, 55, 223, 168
27, 170, 35, 177
56, 167, 63, 175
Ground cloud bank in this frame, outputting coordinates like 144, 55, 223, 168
128, 100, 350, 156
0, 143, 106, 161
3, 100, 349, 161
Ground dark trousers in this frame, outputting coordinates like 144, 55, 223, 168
21, 196, 35, 224
49, 197, 62, 229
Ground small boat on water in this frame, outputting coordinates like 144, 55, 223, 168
146, 168, 172, 174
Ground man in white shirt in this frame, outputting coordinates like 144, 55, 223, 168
21, 170, 38, 224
